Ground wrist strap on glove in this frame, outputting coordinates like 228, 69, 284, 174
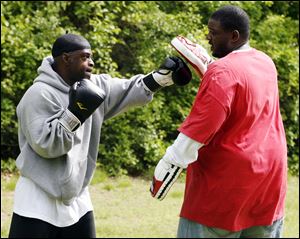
59, 109, 81, 132
142, 72, 164, 92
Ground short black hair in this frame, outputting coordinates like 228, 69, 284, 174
52, 33, 91, 58
210, 5, 250, 40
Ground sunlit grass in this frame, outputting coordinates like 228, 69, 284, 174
1, 171, 298, 238
283, 174, 299, 238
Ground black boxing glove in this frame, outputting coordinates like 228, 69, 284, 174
59, 79, 106, 132
142, 56, 192, 92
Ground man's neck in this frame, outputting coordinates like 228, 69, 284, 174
233, 41, 251, 52
51, 62, 72, 86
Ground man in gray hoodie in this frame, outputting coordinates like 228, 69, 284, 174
8, 33, 192, 238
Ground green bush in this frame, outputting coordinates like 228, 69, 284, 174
1, 1, 298, 176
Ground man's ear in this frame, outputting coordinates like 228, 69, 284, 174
231, 30, 240, 43
62, 53, 70, 65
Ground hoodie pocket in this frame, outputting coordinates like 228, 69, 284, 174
59, 154, 87, 202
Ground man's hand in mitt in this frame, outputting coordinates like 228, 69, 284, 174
171, 35, 214, 79
150, 157, 183, 200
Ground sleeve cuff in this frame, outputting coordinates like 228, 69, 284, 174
163, 133, 204, 168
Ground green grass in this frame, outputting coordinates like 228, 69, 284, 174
284, 174, 299, 237
1, 171, 299, 238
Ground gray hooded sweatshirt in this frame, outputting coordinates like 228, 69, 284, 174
16, 56, 153, 205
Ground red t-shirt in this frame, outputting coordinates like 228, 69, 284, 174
178, 48, 287, 231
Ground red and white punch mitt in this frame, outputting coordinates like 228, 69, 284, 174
150, 158, 183, 200
171, 35, 214, 78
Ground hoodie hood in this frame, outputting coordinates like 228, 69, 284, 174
34, 56, 70, 94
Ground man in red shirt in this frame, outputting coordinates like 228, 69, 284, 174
150, 5, 287, 238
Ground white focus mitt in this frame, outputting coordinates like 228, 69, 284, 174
150, 158, 183, 200
150, 133, 204, 200
171, 35, 214, 78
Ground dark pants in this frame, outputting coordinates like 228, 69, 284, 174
8, 211, 96, 238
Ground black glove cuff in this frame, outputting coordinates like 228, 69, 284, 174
142, 73, 163, 92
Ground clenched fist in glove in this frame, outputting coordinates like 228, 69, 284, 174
142, 56, 192, 92
59, 79, 106, 132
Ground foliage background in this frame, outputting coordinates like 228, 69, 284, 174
1, 1, 299, 176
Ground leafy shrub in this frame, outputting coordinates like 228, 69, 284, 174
1, 1, 298, 176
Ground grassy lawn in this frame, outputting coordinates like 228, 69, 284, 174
1, 171, 299, 238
